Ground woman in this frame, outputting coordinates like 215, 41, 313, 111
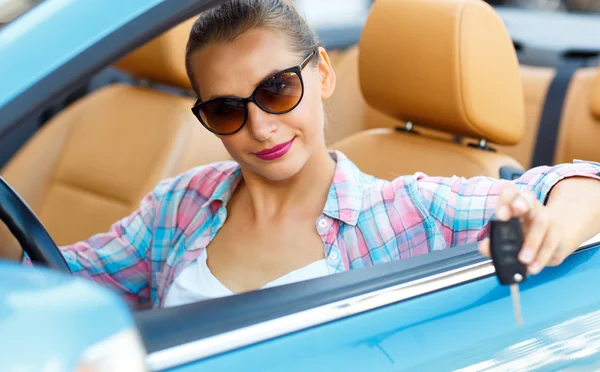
18, 0, 600, 307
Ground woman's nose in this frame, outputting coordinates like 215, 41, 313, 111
246, 102, 277, 141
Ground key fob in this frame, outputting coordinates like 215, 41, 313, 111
490, 218, 527, 285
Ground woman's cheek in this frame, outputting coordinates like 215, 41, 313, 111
220, 136, 247, 162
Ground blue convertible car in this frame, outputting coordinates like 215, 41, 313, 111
1, 0, 600, 371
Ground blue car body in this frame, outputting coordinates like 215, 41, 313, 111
2, 1, 600, 371
0, 261, 135, 370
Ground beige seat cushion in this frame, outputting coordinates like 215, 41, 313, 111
0, 84, 230, 258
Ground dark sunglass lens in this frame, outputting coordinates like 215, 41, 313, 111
198, 98, 246, 134
255, 71, 303, 113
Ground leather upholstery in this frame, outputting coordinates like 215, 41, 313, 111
591, 68, 600, 120
114, 18, 195, 90
325, 46, 405, 144
1, 15, 233, 257
330, 0, 525, 179
332, 129, 522, 180
497, 66, 600, 166
325, 46, 453, 145
359, 0, 525, 145
495, 65, 555, 167
554, 67, 600, 164
1, 84, 230, 254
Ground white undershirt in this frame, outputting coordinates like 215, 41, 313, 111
163, 249, 330, 307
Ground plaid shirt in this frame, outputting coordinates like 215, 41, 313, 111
47, 152, 600, 307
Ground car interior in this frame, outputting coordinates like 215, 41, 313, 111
0, 0, 599, 262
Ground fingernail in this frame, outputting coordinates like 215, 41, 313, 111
529, 262, 541, 275
496, 206, 510, 221
519, 249, 533, 264
513, 199, 528, 212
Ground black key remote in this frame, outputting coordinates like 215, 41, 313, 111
490, 218, 527, 285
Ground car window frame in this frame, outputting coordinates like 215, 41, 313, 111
0, 0, 225, 143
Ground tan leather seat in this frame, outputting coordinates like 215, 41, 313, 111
325, 45, 455, 145
324, 46, 403, 144
554, 66, 600, 164
328, 48, 600, 169
497, 65, 600, 167
494, 65, 554, 167
331, 0, 524, 180
0, 18, 230, 258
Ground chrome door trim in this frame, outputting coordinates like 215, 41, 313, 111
146, 259, 495, 370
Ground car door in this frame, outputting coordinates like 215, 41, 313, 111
138, 239, 600, 371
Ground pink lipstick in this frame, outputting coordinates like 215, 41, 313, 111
254, 137, 295, 161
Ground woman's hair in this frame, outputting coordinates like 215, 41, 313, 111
185, 0, 320, 96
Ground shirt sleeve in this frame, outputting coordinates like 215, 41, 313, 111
23, 177, 174, 306
414, 160, 600, 248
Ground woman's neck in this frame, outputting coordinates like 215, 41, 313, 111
236, 146, 336, 225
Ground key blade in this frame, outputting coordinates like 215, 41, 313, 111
510, 284, 523, 326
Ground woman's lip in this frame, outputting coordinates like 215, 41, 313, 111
254, 137, 295, 161
255, 138, 295, 155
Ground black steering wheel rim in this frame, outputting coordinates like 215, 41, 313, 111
0, 176, 71, 273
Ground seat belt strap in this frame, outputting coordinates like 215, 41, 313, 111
531, 58, 585, 167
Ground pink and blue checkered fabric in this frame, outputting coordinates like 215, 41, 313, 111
42, 152, 600, 307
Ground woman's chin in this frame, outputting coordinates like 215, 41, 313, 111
245, 152, 308, 182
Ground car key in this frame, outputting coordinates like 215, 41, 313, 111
489, 218, 527, 326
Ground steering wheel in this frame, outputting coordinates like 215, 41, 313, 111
0, 176, 71, 273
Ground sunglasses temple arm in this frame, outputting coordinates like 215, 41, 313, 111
300, 48, 318, 69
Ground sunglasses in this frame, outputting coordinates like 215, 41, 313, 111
191, 49, 317, 135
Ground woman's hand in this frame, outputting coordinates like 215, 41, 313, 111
478, 183, 569, 275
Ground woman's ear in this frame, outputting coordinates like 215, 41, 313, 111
317, 47, 336, 99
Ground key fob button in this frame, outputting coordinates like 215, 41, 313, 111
501, 255, 517, 265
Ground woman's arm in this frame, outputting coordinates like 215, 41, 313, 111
414, 160, 600, 271
21, 176, 175, 306
545, 177, 600, 250
479, 176, 600, 274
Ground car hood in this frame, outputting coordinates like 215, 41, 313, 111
0, 260, 135, 370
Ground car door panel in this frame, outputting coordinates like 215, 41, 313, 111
171, 245, 600, 371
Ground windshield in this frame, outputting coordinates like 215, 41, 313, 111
487, 0, 600, 12
0, 0, 44, 28
296, 0, 373, 27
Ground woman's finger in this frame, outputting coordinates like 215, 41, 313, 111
509, 191, 537, 219
496, 184, 519, 221
528, 223, 562, 274
519, 208, 550, 265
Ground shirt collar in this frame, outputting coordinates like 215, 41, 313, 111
204, 163, 243, 207
203, 151, 364, 226
322, 151, 364, 226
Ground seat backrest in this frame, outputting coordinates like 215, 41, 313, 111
494, 65, 554, 167
324, 46, 403, 144
497, 65, 600, 167
0, 18, 230, 254
325, 46, 456, 145
331, 0, 524, 179
554, 66, 600, 164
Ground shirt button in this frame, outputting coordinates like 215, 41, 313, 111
318, 219, 328, 228
328, 251, 339, 260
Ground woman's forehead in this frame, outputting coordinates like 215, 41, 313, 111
191, 28, 300, 100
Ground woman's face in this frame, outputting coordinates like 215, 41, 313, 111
189, 28, 336, 181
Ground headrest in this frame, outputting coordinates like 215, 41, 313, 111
591, 69, 600, 120
359, 0, 525, 145
115, 18, 195, 90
